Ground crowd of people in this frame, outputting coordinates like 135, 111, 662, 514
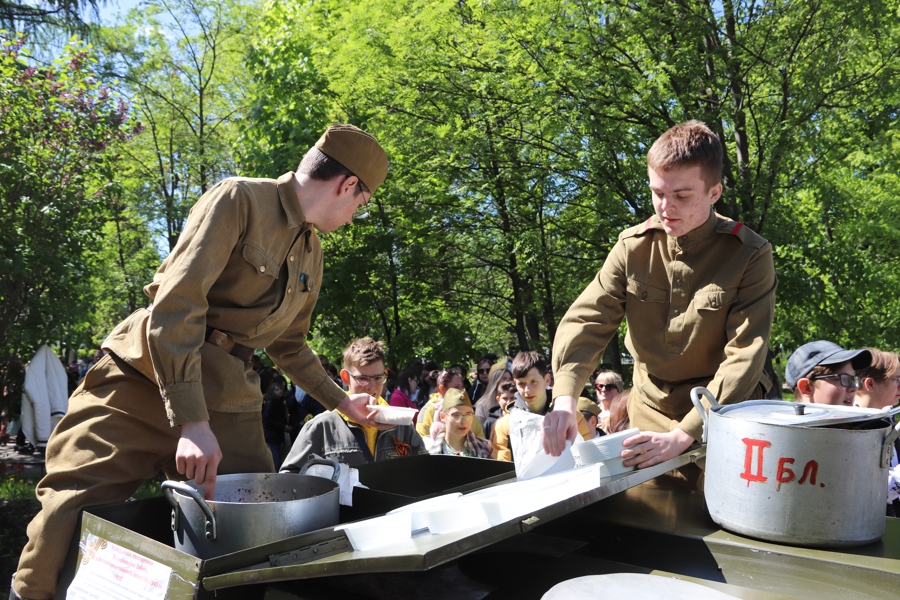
260, 338, 633, 470
10, 120, 900, 600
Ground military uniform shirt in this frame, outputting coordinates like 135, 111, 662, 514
104, 172, 347, 426
552, 209, 776, 441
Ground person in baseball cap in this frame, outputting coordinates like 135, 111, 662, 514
785, 341, 872, 406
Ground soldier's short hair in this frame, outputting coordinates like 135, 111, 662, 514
511, 351, 549, 378
647, 120, 723, 189
343, 337, 385, 370
298, 147, 370, 196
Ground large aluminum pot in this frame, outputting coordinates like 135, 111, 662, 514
691, 387, 900, 548
162, 458, 340, 559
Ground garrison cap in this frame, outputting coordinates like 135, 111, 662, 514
577, 396, 601, 418
488, 359, 508, 379
315, 124, 389, 193
441, 388, 472, 412
785, 340, 871, 389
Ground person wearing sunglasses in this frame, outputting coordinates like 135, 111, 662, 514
281, 338, 424, 471
425, 389, 493, 458
785, 341, 872, 407
470, 354, 498, 403
593, 370, 624, 422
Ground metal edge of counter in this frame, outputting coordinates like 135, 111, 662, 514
200, 448, 706, 592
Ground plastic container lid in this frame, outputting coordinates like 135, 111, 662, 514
716, 400, 900, 427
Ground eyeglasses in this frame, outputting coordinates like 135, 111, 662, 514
594, 383, 618, 392
809, 373, 858, 389
352, 190, 371, 220
348, 371, 386, 386
448, 412, 475, 422
477, 368, 490, 374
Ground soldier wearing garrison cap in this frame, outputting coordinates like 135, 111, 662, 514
12, 125, 389, 600
544, 121, 776, 474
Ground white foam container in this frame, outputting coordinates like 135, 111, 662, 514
479, 464, 604, 525
386, 493, 462, 532
571, 427, 640, 476
423, 499, 491, 534
335, 511, 412, 551
367, 405, 418, 426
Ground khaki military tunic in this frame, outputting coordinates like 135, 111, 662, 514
15, 173, 347, 600
104, 172, 347, 424
552, 210, 776, 442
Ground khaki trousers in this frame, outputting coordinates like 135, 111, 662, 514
14, 353, 273, 600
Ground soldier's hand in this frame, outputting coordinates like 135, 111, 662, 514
621, 428, 695, 469
337, 394, 393, 430
542, 395, 578, 456
177, 420, 223, 500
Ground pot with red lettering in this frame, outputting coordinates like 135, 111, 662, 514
691, 387, 900, 548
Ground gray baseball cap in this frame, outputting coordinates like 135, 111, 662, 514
784, 341, 871, 389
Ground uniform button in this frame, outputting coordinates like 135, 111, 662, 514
641, 291, 648, 299
259, 265, 266, 273
287, 288, 292, 294
289, 255, 295, 262
673, 309, 680, 315
675, 278, 682, 285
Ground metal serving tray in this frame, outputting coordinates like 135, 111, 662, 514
59, 450, 703, 599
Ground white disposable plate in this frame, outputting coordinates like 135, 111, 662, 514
367, 404, 418, 426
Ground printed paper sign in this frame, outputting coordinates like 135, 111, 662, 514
67, 533, 171, 600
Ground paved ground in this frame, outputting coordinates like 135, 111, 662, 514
0, 443, 45, 478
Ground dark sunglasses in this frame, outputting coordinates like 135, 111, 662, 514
594, 383, 618, 392
477, 368, 490, 374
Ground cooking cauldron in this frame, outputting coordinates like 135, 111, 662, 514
162, 458, 341, 558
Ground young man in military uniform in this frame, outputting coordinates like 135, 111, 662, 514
543, 121, 776, 469
11, 125, 389, 600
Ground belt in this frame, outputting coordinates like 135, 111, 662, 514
205, 327, 255, 363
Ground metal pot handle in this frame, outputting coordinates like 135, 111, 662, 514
690, 386, 721, 444
162, 481, 217, 541
882, 421, 900, 469
299, 457, 342, 483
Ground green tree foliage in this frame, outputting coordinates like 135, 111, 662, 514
0, 0, 98, 33
235, 0, 900, 369
82, 204, 161, 347
98, 0, 253, 250
236, 0, 330, 178
0, 35, 135, 410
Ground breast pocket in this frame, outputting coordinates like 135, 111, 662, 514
695, 289, 737, 312
242, 244, 280, 279
626, 279, 667, 303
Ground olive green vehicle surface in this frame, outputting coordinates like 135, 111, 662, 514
54, 450, 899, 599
